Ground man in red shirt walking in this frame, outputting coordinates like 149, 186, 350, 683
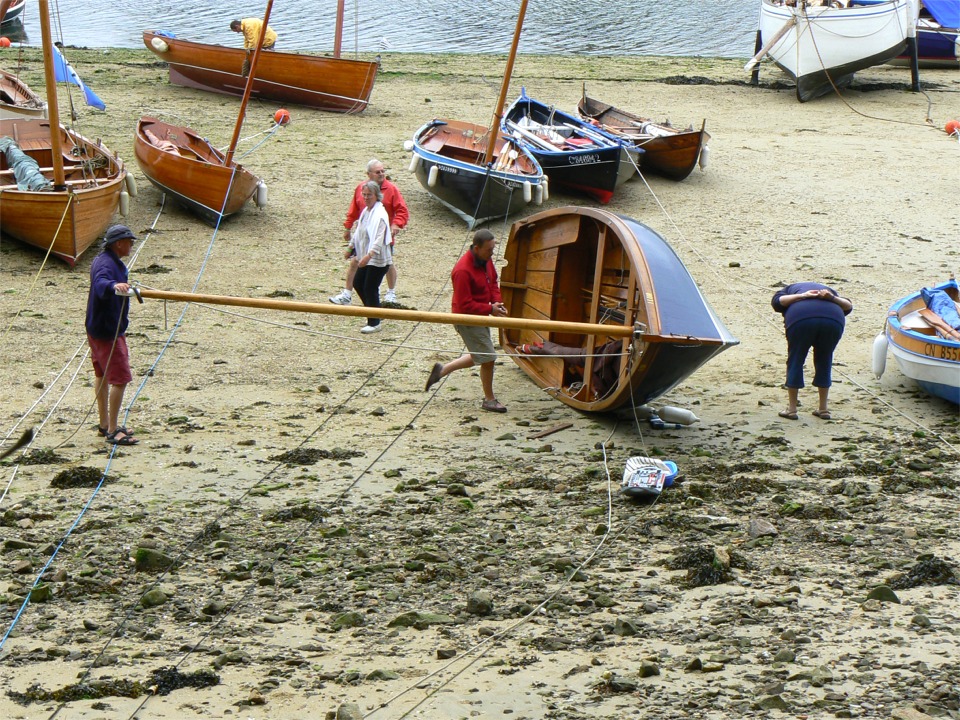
424, 230, 509, 413
330, 159, 409, 306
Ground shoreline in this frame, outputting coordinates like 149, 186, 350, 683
1, 51, 958, 720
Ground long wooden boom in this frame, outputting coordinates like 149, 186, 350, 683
135, 288, 636, 338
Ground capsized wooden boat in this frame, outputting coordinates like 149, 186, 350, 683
0, 117, 126, 265
499, 207, 739, 412
135, 116, 264, 225
143, 30, 379, 113
0, 68, 47, 119
408, 0, 545, 229
754, 0, 919, 102
873, 279, 960, 404
502, 88, 637, 203
577, 88, 709, 181
411, 119, 544, 229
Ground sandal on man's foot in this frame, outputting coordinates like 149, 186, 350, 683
812, 410, 832, 420
96, 425, 108, 437
105, 429, 138, 446
778, 410, 798, 420
481, 399, 507, 413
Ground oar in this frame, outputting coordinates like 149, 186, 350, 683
135, 288, 638, 338
0, 427, 35, 460
744, 15, 796, 72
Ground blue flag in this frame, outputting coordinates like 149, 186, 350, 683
51, 45, 105, 111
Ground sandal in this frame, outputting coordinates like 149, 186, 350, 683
481, 399, 507, 413
812, 410, 832, 420
105, 429, 139, 446
425, 362, 444, 392
97, 425, 129, 437
778, 410, 798, 420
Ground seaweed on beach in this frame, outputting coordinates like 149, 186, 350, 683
264, 503, 326, 523
18, 447, 68, 465
51, 466, 110, 488
8, 666, 219, 705
270, 447, 363, 465
888, 556, 959, 590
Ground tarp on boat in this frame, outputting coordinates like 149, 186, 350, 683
0, 136, 53, 191
925, 0, 960, 29
922, 286, 960, 330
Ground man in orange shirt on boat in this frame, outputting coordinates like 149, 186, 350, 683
230, 17, 278, 76
330, 158, 409, 306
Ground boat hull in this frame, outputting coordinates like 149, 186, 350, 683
0, 69, 47, 119
143, 31, 379, 113
503, 91, 632, 203
890, 20, 960, 67
135, 116, 261, 225
577, 92, 709, 181
499, 207, 738, 412
0, 0, 23, 23
882, 279, 960, 404
0, 117, 125, 266
759, 0, 918, 102
411, 119, 544, 229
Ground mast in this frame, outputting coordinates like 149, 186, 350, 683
37, 0, 65, 189
482, 0, 528, 167
334, 0, 345, 58
225, 0, 274, 166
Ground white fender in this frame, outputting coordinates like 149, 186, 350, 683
150, 37, 169, 53
402, 140, 414, 152
522, 180, 532, 203
427, 164, 439, 187
124, 172, 138, 197
119, 190, 129, 216
542, 175, 549, 201
408, 153, 420, 173
698, 145, 709, 170
872, 333, 887, 378
657, 406, 700, 425
255, 181, 268, 209
534, 183, 543, 205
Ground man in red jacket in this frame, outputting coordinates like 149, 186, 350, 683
424, 230, 508, 413
330, 159, 409, 306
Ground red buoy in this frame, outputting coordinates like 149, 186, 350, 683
0, 37, 12, 48
274, 108, 291, 125
946, 119, 960, 136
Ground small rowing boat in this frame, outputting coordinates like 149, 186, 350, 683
498, 206, 739, 413
0, 68, 47, 119
873, 278, 960, 404
577, 87, 709, 181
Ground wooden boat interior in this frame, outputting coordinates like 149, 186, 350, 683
139, 119, 223, 164
506, 115, 610, 153
0, 121, 121, 189
501, 212, 640, 402
418, 121, 538, 175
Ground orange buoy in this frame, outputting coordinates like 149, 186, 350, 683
0, 37, 12, 48
274, 108, 291, 125
945, 119, 960, 136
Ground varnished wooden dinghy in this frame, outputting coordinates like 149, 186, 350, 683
0, 69, 47, 119
135, 116, 264, 225
499, 207, 738, 412
577, 88, 709, 181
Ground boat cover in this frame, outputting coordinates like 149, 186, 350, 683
0, 136, 52, 190
925, 0, 960, 29
922, 286, 960, 330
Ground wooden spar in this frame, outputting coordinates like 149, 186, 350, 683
744, 15, 796, 71
225, 0, 273, 167
37, 0, 65, 188
481, 0, 528, 167
136, 287, 637, 338
333, 0, 344, 58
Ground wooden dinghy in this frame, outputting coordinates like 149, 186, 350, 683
502, 88, 638, 204
499, 207, 738, 412
577, 88, 709, 181
143, 30, 379, 113
135, 116, 264, 225
873, 278, 959, 404
408, 0, 545, 229
0, 69, 47, 119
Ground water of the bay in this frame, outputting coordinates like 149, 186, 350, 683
3, 0, 759, 58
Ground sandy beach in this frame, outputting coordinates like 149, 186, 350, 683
1, 48, 959, 720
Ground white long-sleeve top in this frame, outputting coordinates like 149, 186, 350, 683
349, 201, 392, 268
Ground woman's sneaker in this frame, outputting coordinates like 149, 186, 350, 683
360, 324, 382, 334
329, 289, 352, 305
384, 289, 397, 303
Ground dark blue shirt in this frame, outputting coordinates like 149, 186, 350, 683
85, 248, 130, 339
772, 282, 850, 331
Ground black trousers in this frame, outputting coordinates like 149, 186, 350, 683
354, 265, 390, 326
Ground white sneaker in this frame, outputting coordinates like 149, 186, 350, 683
360, 324, 382, 334
384, 289, 397, 303
329, 289, 352, 305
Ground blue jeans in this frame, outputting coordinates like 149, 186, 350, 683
785, 317, 844, 388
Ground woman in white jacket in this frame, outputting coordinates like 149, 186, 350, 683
347, 180, 393, 333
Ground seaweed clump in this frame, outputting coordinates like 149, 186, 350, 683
19, 448, 68, 465
666, 544, 749, 588
8, 667, 219, 705
270, 447, 363, 466
50, 466, 109, 488
888, 555, 959, 590
264, 503, 326, 523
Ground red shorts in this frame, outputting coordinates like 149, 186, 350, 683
88, 335, 133, 385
